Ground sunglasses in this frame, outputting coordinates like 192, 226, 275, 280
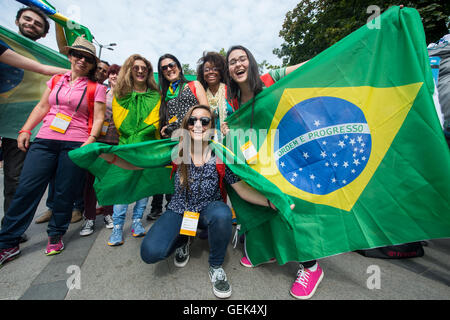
132, 65, 148, 73
188, 116, 211, 126
70, 50, 96, 64
161, 62, 177, 72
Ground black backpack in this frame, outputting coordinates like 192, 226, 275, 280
355, 242, 424, 259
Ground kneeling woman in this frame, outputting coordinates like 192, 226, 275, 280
100, 105, 291, 299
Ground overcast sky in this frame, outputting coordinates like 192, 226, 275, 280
1, 0, 300, 70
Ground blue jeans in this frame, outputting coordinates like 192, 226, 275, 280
112, 197, 149, 226
140, 201, 232, 267
0, 139, 85, 248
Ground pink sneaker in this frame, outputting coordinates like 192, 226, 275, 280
45, 236, 64, 256
240, 256, 276, 268
290, 263, 324, 299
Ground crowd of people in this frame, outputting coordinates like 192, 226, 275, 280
0, 6, 320, 300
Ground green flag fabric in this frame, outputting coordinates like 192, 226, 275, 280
112, 90, 162, 144
68, 6, 449, 266
0, 25, 70, 139
218, 6, 450, 265
69, 139, 178, 205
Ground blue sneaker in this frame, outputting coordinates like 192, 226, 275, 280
131, 219, 146, 237
108, 225, 124, 246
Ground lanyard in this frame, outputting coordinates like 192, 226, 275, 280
55, 82, 88, 116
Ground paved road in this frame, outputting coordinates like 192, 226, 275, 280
0, 169, 449, 306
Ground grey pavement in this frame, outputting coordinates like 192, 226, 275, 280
0, 168, 449, 302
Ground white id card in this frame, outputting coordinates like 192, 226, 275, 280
240, 140, 258, 164
49, 113, 72, 134
101, 121, 110, 136
180, 211, 200, 236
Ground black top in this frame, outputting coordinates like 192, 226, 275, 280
168, 154, 240, 214
167, 85, 198, 128
0, 43, 8, 56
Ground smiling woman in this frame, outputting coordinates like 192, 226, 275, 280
196, 51, 232, 133
0, 36, 106, 262
107, 53, 162, 246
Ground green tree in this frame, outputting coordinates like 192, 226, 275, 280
182, 63, 196, 75
274, 0, 449, 65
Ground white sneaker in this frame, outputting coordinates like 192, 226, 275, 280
104, 215, 114, 229
80, 219, 95, 236
208, 266, 232, 299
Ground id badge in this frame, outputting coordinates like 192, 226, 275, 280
240, 140, 258, 164
180, 211, 200, 236
49, 113, 72, 134
101, 121, 110, 136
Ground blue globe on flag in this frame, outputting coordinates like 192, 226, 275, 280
275, 96, 372, 195
0, 40, 24, 94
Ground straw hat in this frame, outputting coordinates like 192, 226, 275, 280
62, 36, 99, 62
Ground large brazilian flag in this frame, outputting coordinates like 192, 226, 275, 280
0, 25, 70, 140
214, 6, 450, 264
69, 6, 450, 264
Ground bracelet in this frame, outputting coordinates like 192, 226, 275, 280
107, 154, 117, 164
18, 129, 32, 135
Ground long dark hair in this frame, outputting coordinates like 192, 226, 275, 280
157, 54, 188, 127
226, 45, 263, 102
196, 51, 228, 90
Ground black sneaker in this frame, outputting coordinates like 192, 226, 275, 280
146, 209, 162, 221
208, 266, 232, 298
174, 240, 190, 267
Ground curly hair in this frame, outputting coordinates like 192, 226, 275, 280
114, 54, 159, 100
196, 51, 228, 90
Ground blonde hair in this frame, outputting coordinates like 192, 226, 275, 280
114, 54, 160, 100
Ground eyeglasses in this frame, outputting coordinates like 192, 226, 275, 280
228, 55, 248, 66
204, 67, 219, 73
161, 62, 177, 72
132, 65, 148, 73
187, 116, 211, 126
71, 50, 96, 64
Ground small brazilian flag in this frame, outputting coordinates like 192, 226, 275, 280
213, 6, 450, 264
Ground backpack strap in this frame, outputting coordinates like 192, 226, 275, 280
216, 157, 227, 203
187, 81, 197, 100
86, 80, 97, 134
170, 161, 178, 179
260, 73, 275, 88
50, 74, 64, 90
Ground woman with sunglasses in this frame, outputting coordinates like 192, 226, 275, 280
0, 37, 106, 263
99, 104, 293, 298
106, 54, 162, 246
146, 54, 209, 221
224, 45, 322, 300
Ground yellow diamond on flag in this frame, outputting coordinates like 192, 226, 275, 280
252, 83, 423, 211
